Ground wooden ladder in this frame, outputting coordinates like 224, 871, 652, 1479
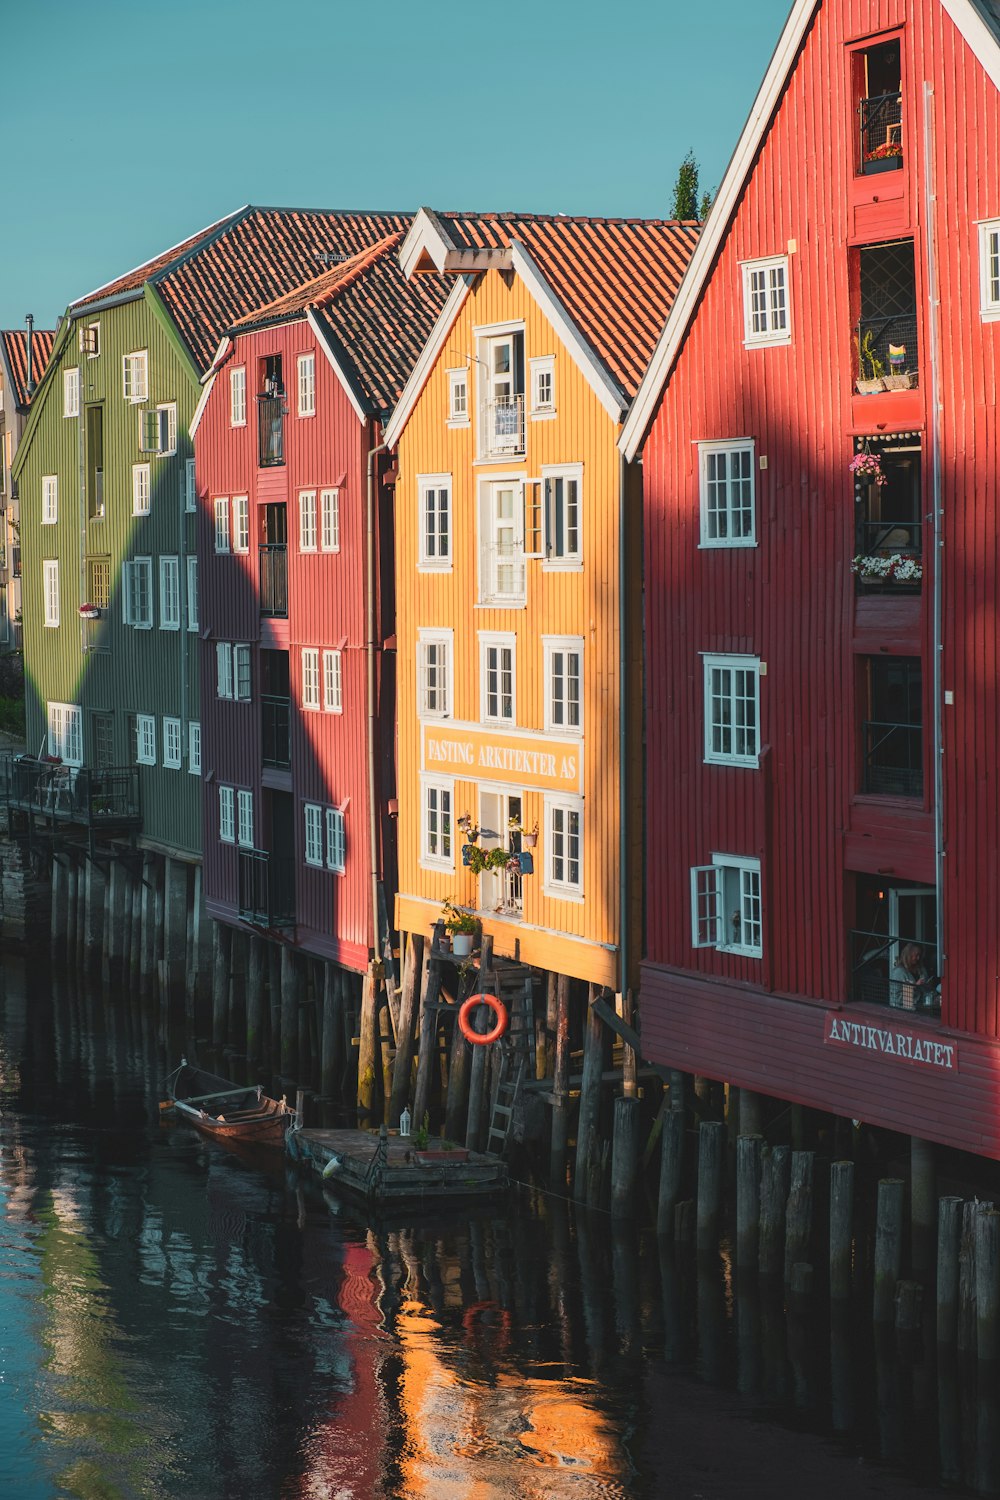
486, 964, 536, 1154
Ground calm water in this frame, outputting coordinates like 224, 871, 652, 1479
0, 954, 970, 1499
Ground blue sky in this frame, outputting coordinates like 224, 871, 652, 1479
3, 0, 791, 331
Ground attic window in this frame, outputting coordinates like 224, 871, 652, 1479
856, 38, 903, 175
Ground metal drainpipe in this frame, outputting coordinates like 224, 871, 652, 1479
618, 446, 629, 1009
923, 82, 945, 976
366, 430, 389, 961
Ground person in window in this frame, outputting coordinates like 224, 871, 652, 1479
890, 942, 938, 1010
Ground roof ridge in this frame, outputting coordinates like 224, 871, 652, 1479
228, 231, 407, 332
70, 204, 251, 309
313, 232, 405, 307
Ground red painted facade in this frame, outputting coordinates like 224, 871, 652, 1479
637, 0, 1000, 1154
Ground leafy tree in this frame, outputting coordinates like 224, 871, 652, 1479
699, 187, 716, 220
671, 151, 700, 220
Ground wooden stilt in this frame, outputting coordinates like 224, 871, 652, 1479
246, 935, 266, 1064
376, 968, 393, 1115
611, 1095, 641, 1219
937, 1196, 963, 1345
911, 1137, 937, 1276
959, 1199, 980, 1357
549, 972, 571, 1192
140, 854, 159, 993
321, 961, 343, 1100
412, 923, 443, 1131
759, 1144, 790, 1277
356, 965, 378, 1122
65, 861, 79, 973
162, 858, 189, 1013
444, 964, 477, 1143
657, 1107, 685, 1237
784, 1151, 815, 1285
280, 945, 300, 1081
84, 857, 106, 974
873, 1178, 905, 1324
976, 1207, 1000, 1363
574, 985, 605, 1204
736, 1134, 764, 1268
696, 1120, 725, 1251
829, 1159, 855, 1301
740, 1089, 764, 1138
129, 867, 143, 985
389, 934, 423, 1127
212, 921, 231, 1047
464, 936, 493, 1152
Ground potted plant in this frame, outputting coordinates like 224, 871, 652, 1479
849, 448, 888, 487
442, 899, 478, 957
508, 816, 538, 848
854, 330, 886, 394
78, 603, 100, 620
464, 844, 512, 878
851, 552, 923, 585
457, 813, 480, 843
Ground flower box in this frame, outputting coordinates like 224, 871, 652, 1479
851, 553, 923, 584
863, 155, 903, 175
855, 378, 885, 396
882, 373, 915, 391
78, 604, 101, 619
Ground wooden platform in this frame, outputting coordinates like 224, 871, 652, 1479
287, 1126, 509, 1206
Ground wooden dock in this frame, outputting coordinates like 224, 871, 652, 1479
287, 1124, 509, 1206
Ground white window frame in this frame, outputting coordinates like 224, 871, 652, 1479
163, 716, 182, 769
304, 802, 324, 867
417, 628, 453, 719
63, 368, 80, 418
320, 488, 340, 552
47, 702, 83, 767
299, 490, 317, 552
138, 403, 177, 456
79, 322, 100, 358
447, 368, 470, 426
187, 557, 198, 631
234, 643, 251, 702
297, 353, 316, 417
219, 786, 235, 843
529, 355, 555, 418
188, 721, 201, 776
237, 789, 254, 849
421, 775, 455, 871
159, 556, 180, 630
691, 853, 763, 958
132, 463, 151, 517
217, 641, 234, 700
302, 647, 320, 710
698, 439, 757, 549
544, 793, 584, 901
741, 256, 791, 347
123, 350, 148, 403
43, 560, 59, 627
541, 463, 582, 568
41, 475, 58, 525
543, 636, 584, 735
479, 632, 516, 725
123, 557, 153, 629
183, 458, 196, 514
476, 322, 525, 460
230, 366, 247, 426
136, 713, 157, 766
478, 476, 526, 604
326, 806, 346, 873
703, 653, 760, 768
323, 649, 343, 714
214, 496, 230, 553
418, 474, 452, 569
232, 495, 249, 554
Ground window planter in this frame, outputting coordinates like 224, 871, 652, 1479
863, 155, 903, 175
855, 378, 886, 395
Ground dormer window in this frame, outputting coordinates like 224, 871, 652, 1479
477, 327, 525, 459
856, 38, 903, 175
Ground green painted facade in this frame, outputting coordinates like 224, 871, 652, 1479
13, 289, 202, 858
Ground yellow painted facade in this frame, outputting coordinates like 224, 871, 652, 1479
394, 267, 636, 988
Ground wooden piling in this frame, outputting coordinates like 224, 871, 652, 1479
246, 935, 266, 1064
84, 857, 106, 973
389, 934, 423, 1127
162, 858, 189, 1010
574, 986, 605, 1204
321, 961, 343, 1100
129, 867, 143, 986
758, 1144, 790, 1277
829, 1159, 855, 1301
873, 1178, 905, 1324
357, 965, 378, 1122
410, 924, 443, 1131
611, 1095, 641, 1219
975, 1206, 1000, 1363
140, 854, 159, 993
464, 937, 494, 1153
736, 1134, 763, 1268
911, 1137, 937, 1276
784, 1152, 815, 1285
657, 1107, 685, 1237
696, 1120, 725, 1251
959, 1199, 980, 1357
549, 972, 571, 1192
937, 1196, 963, 1345
211, 922, 230, 1047
740, 1089, 764, 1139
675, 1199, 695, 1248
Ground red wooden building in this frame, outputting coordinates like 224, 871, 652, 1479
623, 0, 1000, 1157
194, 231, 448, 971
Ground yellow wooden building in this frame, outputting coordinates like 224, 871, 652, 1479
386, 210, 698, 991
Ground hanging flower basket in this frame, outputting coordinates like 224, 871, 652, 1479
849, 450, 887, 487
851, 553, 923, 583
78, 604, 100, 619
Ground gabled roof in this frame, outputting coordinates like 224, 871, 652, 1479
621, 0, 1000, 460
69, 207, 418, 376
1, 328, 55, 409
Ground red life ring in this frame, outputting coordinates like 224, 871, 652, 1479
458, 993, 508, 1045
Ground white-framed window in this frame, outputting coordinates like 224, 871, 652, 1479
325, 807, 346, 873
302, 647, 320, 710
216, 642, 251, 701
417, 628, 452, 718
183, 458, 196, 513
63, 368, 80, 418
123, 350, 148, 403
477, 325, 526, 458
544, 637, 583, 733
479, 479, 525, 603
447, 368, 469, 425
699, 440, 756, 547
297, 353, 316, 417
320, 488, 340, 552
132, 463, 151, 517
188, 720, 201, 776
138, 402, 177, 456
542, 465, 582, 566
741, 256, 791, 346
213, 496, 230, 553
421, 776, 454, 870
545, 795, 583, 898
230, 366, 247, 426
703, 653, 760, 767
123, 557, 153, 628
480, 633, 515, 724
159, 556, 180, 630
187, 557, 198, 631
234, 643, 251, 701
237, 789, 254, 849
304, 802, 323, 867
232, 495, 249, 554
691, 854, 763, 957
299, 490, 317, 552
43, 560, 59, 627
163, 716, 182, 769
216, 641, 234, 699
419, 475, 451, 568
323, 649, 343, 713
41, 475, 58, 525
47, 702, 82, 766
219, 786, 235, 843
529, 355, 555, 417
79, 322, 100, 358
136, 714, 156, 766
979, 220, 1000, 320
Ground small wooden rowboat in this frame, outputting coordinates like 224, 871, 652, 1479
163, 1061, 294, 1148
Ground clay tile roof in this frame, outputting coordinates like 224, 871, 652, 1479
433, 211, 701, 399
1, 328, 56, 408
229, 233, 405, 329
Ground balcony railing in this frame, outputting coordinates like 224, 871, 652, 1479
259, 543, 288, 618
257, 396, 285, 468
862, 719, 922, 797
482, 394, 525, 458
237, 847, 295, 929
859, 92, 903, 173
850, 928, 940, 1013
856, 311, 919, 391
262, 695, 291, 769
0, 756, 140, 828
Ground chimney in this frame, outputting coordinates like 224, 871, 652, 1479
25, 314, 34, 397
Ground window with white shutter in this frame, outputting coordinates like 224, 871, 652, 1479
302, 647, 320, 710
188, 721, 201, 775
230, 366, 247, 426
323, 649, 342, 713
304, 803, 323, 867
136, 714, 157, 765
159, 556, 180, 630
299, 490, 317, 552
123, 557, 153, 628
297, 353, 316, 417
325, 807, 346, 872
237, 789, 254, 849
187, 557, 198, 631
217, 642, 234, 699
123, 351, 148, 402
232, 495, 249, 554
214, 497, 230, 553
132, 463, 151, 517
47, 702, 83, 766
163, 717, 182, 768
690, 855, 763, 956
320, 489, 340, 552
219, 786, 235, 842
64, 369, 80, 418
